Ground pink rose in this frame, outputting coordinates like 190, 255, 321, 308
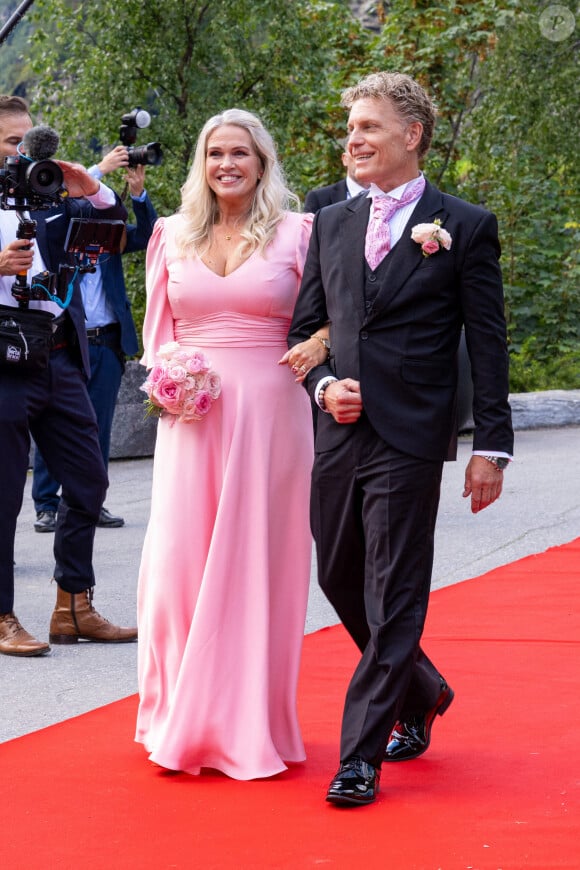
179, 395, 201, 421
186, 350, 211, 374
167, 364, 188, 384
152, 375, 186, 413
141, 364, 165, 399
205, 372, 222, 400
193, 390, 213, 417
421, 239, 440, 256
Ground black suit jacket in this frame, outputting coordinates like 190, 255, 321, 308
289, 180, 513, 462
304, 179, 348, 213
32, 193, 128, 378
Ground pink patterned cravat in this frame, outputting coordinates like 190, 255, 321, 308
364, 175, 426, 270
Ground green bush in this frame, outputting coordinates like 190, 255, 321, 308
509, 341, 580, 393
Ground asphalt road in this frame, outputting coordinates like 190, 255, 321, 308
1, 425, 579, 743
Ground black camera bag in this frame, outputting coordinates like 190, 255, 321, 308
0, 304, 55, 371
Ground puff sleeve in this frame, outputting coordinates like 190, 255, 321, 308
141, 217, 176, 369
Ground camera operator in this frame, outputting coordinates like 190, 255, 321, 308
0, 95, 137, 657
32, 146, 158, 533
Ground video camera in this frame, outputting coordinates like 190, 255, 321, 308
119, 108, 163, 167
0, 126, 66, 211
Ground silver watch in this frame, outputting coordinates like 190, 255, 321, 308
483, 455, 509, 471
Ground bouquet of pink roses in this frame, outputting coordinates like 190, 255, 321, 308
141, 341, 221, 424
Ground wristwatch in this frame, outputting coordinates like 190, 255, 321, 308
482, 455, 509, 471
311, 334, 330, 351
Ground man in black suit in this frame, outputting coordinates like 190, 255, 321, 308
304, 151, 368, 212
288, 72, 513, 806
0, 95, 137, 657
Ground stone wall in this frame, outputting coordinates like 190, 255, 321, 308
110, 360, 158, 459
108, 361, 580, 460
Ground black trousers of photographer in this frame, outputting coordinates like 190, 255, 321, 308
32, 323, 124, 514
0, 345, 108, 614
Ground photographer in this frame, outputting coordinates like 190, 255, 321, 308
32, 147, 158, 532
0, 95, 137, 657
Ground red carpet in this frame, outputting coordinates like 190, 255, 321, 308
2, 540, 579, 869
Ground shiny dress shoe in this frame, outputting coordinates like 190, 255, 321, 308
326, 757, 380, 806
97, 506, 125, 528
49, 586, 137, 644
385, 679, 454, 762
0, 613, 50, 657
34, 510, 57, 533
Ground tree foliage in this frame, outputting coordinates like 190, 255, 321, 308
27, 0, 367, 204
0, 0, 37, 93
5, 0, 579, 384
457, 3, 580, 366
25, 0, 368, 338
362, 0, 579, 381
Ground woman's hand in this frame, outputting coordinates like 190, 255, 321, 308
279, 331, 330, 383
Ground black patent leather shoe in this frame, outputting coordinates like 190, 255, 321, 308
326, 757, 380, 806
97, 507, 125, 528
384, 679, 455, 762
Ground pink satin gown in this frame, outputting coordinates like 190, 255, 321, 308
135, 211, 315, 779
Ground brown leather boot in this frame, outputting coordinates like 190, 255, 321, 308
49, 586, 137, 644
0, 612, 50, 657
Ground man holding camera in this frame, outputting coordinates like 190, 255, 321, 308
0, 95, 137, 656
32, 146, 158, 533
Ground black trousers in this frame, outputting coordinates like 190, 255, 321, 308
310, 414, 445, 768
32, 328, 124, 513
0, 347, 108, 613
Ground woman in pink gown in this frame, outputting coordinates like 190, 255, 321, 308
135, 109, 327, 780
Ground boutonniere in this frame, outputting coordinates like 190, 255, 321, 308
411, 219, 452, 257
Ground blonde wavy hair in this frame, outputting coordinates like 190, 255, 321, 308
176, 108, 298, 258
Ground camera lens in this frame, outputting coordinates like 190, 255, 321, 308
127, 142, 163, 167
27, 159, 64, 196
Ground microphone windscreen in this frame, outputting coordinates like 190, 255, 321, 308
22, 125, 60, 161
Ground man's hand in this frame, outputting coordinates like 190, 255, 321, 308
463, 454, 505, 514
125, 164, 146, 198
55, 161, 100, 197
0, 239, 34, 276
97, 145, 130, 176
324, 378, 363, 424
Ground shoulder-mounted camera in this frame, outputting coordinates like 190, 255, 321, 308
0, 125, 67, 211
0, 154, 66, 211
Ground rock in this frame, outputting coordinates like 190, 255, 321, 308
109, 360, 158, 459
509, 389, 580, 431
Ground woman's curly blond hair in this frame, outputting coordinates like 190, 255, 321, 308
176, 108, 298, 258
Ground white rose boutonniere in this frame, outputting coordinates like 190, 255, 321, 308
411, 219, 452, 257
